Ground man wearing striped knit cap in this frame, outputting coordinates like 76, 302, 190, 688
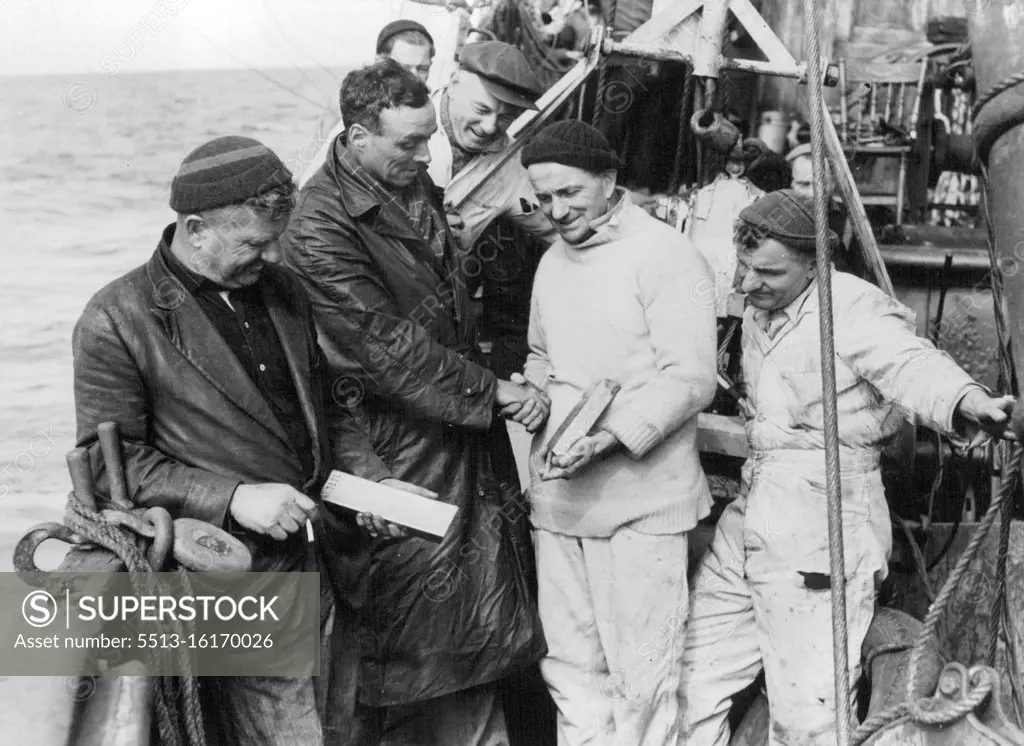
519, 119, 719, 746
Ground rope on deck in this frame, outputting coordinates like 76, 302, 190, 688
64, 493, 208, 746
850, 443, 1022, 744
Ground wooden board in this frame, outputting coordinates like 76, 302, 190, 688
543, 379, 620, 458
697, 412, 749, 458
320, 470, 457, 543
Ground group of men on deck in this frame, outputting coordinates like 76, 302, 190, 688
72, 18, 1016, 746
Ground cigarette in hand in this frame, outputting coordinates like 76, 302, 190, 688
306, 519, 315, 544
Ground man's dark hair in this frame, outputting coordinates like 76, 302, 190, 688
201, 182, 296, 228
340, 59, 431, 134
379, 29, 435, 57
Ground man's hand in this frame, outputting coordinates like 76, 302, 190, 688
445, 209, 466, 245
496, 373, 550, 432
956, 389, 1017, 441
355, 479, 440, 539
229, 484, 319, 541
540, 430, 619, 480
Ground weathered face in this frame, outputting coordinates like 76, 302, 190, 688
527, 162, 616, 245
447, 72, 521, 152
736, 237, 816, 311
350, 102, 437, 189
186, 205, 289, 288
386, 39, 433, 83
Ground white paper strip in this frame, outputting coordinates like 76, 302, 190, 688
320, 470, 457, 542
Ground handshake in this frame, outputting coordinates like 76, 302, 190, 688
495, 373, 550, 433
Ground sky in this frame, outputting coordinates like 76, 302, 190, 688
0, 0, 461, 77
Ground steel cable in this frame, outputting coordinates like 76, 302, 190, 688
803, 0, 853, 743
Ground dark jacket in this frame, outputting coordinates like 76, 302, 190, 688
280, 138, 545, 707
72, 241, 357, 575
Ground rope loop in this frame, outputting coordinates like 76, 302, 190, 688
972, 69, 1024, 121
61, 491, 208, 745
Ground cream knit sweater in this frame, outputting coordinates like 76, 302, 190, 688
524, 194, 718, 537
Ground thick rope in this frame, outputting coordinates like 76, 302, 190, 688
971, 69, 1024, 121
804, 1, 853, 744
852, 451, 1018, 743
906, 443, 1021, 717
852, 705, 909, 745
978, 162, 1016, 671
64, 494, 207, 746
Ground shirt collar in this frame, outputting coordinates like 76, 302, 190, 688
570, 189, 630, 249
332, 136, 432, 221
754, 276, 818, 333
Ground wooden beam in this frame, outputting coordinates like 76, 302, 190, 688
820, 97, 896, 297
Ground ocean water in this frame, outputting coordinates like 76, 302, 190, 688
0, 67, 347, 568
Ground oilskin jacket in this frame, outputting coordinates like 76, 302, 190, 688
72, 242, 351, 576
280, 137, 545, 708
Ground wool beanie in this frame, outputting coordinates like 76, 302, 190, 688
737, 189, 837, 252
520, 119, 622, 173
169, 136, 293, 214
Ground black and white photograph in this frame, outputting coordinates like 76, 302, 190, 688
2, 0, 1024, 744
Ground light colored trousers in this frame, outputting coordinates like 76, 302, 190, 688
534, 527, 690, 746
679, 449, 892, 746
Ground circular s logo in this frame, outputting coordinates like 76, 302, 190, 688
22, 589, 59, 628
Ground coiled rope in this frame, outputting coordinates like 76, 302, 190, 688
850, 443, 1022, 744
63, 493, 207, 746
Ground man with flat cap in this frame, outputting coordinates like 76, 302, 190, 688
71, 135, 396, 745
428, 39, 555, 249
678, 189, 1016, 745
299, 19, 437, 188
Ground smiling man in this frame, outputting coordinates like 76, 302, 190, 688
429, 40, 556, 249
281, 60, 550, 746
520, 120, 718, 746
298, 20, 436, 188
678, 189, 1016, 746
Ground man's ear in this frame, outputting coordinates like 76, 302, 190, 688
602, 169, 618, 198
347, 123, 369, 150
183, 214, 209, 248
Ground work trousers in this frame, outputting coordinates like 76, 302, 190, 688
205, 675, 322, 745
679, 449, 892, 746
347, 683, 508, 746
534, 527, 690, 746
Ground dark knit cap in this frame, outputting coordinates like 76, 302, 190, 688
520, 120, 622, 174
169, 136, 292, 214
376, 20, 433, 54
737, 189, 837, 252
